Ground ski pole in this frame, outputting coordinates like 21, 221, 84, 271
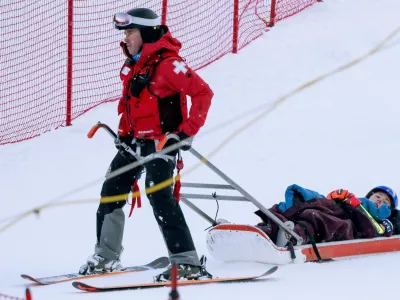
168, 265, 180, 300
25, 289, 32, 300
358, 205, 384, 235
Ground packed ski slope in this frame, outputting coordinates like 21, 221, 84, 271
1, 0, 400, 299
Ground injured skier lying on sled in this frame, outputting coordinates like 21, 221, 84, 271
206, 184, 400, 264
253, 184, 400, 247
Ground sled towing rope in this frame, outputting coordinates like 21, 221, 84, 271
87, 122, 304, 247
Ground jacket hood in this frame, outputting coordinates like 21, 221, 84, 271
120, 26, 181, 66
140, 26, 181, 61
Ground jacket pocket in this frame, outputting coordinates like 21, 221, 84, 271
130, 88, 162, 138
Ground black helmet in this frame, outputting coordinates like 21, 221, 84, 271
113, 8, 163, 43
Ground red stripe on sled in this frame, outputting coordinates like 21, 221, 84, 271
302, 237, 400, 261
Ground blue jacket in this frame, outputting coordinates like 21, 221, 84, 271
278, 184, 391, 221
278, 184, 325, 213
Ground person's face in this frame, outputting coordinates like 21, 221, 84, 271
369, 191, 392, 208
124, 28, 143, 55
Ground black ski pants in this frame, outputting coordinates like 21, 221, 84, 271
94, 139, 200, 266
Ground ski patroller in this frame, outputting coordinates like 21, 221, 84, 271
72, 266, 278, 292
21, 256, 169, 285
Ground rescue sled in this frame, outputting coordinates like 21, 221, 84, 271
179, 146, 400, 264
206, 223, 400, 264
88, 122, 400, 265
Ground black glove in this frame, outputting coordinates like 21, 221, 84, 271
130, 71, 150, 98
380, 219, 394, 237
177, 132, 194, 151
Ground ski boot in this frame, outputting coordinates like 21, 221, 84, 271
154, 255, 212, 282
79, 254, 124, 275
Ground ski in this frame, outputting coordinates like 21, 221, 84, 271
72, 266, 278, 292
21, 256, 170, 285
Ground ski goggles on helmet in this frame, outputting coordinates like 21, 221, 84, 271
113, 13, 161, 30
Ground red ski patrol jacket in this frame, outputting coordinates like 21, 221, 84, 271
117, 26, 213, 140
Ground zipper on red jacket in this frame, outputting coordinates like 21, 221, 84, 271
124, 95, 136, 133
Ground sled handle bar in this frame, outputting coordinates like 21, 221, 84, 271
88, 122, 144, 162
88, 122, 303, 244
88, 122, 117, 139
187, 148, 304, 244
88, 122, 219, 224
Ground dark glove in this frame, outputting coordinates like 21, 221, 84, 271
380, 219, 394, 237
129, 71, 150, 98
177, 132, 194, 151
327, 189, 361, 208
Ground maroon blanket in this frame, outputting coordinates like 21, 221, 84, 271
255, 198, 377, 245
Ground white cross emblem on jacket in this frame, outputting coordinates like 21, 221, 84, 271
173, 60, 188, 74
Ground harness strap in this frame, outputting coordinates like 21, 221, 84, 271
173, 150, 184, 202
297, 221, 323, 262
127, 139, 179, 217
128, 179, 141, 218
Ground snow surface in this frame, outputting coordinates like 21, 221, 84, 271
1, 0, 400, 299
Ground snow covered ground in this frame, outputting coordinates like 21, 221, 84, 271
1, 0, 400, 299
